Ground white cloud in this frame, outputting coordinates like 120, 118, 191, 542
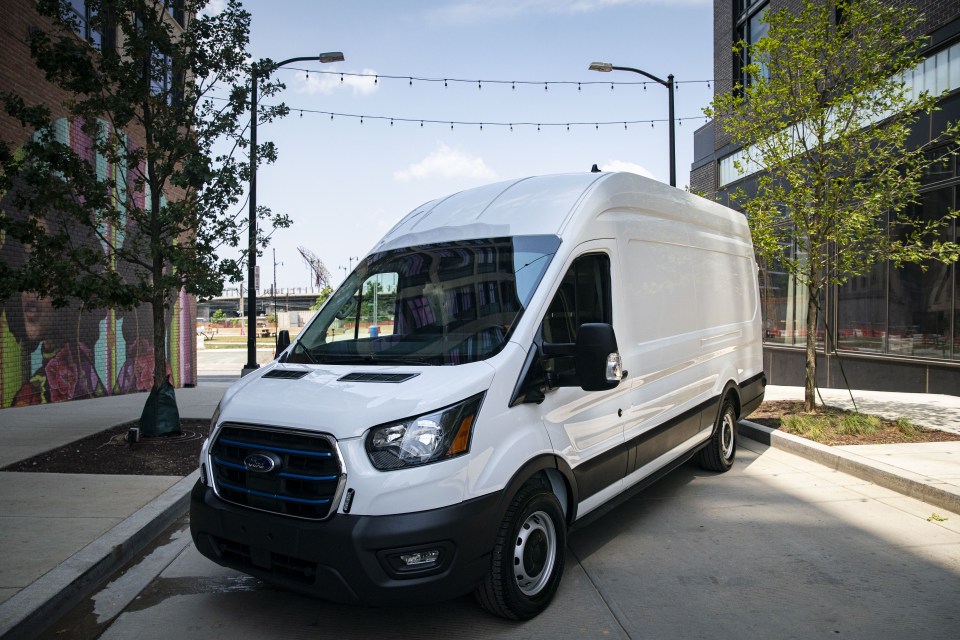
599, 160, 655, 179
427, 0, 708, 25
296, 68, 379, 96
394, 144, 497, 182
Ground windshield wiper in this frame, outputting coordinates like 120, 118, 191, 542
289, 342, 318, 364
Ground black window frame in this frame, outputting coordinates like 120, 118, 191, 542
733, 0, 770, 94
539, 252, 613, 382
68, 0, 115, 51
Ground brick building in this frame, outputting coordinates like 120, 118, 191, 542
691, 0, 960, 393
0, 0, 197, 408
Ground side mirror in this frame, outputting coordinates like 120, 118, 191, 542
275, 330, 291, 358
575, 323, 622, 391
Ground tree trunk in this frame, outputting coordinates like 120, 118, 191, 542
151, 290, 167, 390
804, 282, 819, 412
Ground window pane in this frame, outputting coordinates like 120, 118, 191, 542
954, 187, 959, 360
837, 260, 886, 353
888, 189, 953, 359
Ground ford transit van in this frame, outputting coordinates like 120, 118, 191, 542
190, 171, 766, 620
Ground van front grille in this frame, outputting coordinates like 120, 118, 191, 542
209, 424, 345, 520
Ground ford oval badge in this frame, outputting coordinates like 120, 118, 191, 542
244, 451, 281, 473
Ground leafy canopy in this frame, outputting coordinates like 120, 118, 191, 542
0, 0, 291, 310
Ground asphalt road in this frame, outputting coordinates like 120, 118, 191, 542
45, 439, 960, 640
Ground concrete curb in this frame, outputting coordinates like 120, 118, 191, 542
738, 420, 960, 516
0, 470, 198, 640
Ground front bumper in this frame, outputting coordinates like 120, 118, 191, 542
190, 481, 501, 605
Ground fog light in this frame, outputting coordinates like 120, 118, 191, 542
199, 463, 208, 486
399, 549, 440, 567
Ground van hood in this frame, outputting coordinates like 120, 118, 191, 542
216, 362, 496, 440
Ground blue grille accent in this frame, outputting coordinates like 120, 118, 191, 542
219, 437, 333, 458
219, 480, 332, 505
210, 424, 344, 520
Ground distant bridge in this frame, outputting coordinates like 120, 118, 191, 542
197, 289, 323, 320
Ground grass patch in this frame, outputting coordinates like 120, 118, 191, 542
753, 401, 950, 446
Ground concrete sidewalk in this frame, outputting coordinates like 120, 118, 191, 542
742, 385, 960, 518
0, 379, 958, 639
0, 378, 234, 639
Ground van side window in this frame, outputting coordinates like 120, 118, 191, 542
541, 253, 611, 379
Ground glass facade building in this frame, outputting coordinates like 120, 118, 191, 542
691, 1, 960, 393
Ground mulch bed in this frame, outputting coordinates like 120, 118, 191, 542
747, 401, 960, 446
1, 419, 209, 476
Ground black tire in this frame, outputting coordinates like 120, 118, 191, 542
475, 479, 566, 620
697, 396, 737, 472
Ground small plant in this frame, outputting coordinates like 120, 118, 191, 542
782, 414, 826, 441
836, 413, 884, 437
927, 513, 948, 522
894, 418, 918, 437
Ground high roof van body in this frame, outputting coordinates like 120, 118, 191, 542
190, 171, 766, 619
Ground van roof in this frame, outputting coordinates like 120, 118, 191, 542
370, 172, 745, 253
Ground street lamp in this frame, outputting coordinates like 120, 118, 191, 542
243, 51, 344, 376
588, 61, 676, 187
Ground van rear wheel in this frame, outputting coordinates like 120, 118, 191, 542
475, 480, 566, 620
698, 396, 737, 472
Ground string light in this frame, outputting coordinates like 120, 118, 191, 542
282, 67, 715, 90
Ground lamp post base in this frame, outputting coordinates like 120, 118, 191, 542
241, 364, 260, 377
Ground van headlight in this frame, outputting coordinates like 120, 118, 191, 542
365, 393, 484, 470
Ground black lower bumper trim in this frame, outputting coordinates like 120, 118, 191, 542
190, 482, 501, 605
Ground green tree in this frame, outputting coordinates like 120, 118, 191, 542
707, 0, 960, 411
0, 1, 291, 429
210, 308, 227, 323
310, 285, 334, 310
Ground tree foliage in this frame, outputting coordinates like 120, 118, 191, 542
706, 0, 960, 410
0, 0, 291, 394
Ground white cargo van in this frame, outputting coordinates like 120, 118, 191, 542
190, 171, 766, 620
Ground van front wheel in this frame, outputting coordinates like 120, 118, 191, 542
698, 397, 737, 472
475, 481, 566, 620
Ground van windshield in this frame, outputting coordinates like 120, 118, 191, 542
286, 235, 561, 366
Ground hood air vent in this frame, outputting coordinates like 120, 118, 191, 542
338, 372, 420, 383
263, 369, 310, 380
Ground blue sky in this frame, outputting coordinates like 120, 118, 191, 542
211, 0, 714, 293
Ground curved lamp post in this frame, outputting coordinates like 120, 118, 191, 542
588, 62, 676, 187
243, 52, 344, 376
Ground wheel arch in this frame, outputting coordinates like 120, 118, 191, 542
494, 454, 579, 529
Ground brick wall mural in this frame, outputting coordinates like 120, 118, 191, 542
0, 117, 196, 408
